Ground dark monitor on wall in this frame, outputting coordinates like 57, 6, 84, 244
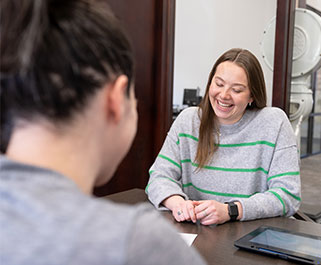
183, 88, 201, 106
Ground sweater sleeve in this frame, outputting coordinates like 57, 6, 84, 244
238, 113, 301, 221
145, 111, 191, 209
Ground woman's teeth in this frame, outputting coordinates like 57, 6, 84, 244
218, 101, 232, 107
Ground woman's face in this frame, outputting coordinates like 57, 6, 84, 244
209, 61, 253, 125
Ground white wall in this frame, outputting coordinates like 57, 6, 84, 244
307, 0, 321, 11
173, 0, 277, 108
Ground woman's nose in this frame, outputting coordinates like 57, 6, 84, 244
219, 87, 230, 99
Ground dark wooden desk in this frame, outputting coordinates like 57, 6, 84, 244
105, 188, 321, 265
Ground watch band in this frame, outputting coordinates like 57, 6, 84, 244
225, 202, 238, 221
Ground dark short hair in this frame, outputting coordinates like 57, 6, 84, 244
0, 0, 134, 151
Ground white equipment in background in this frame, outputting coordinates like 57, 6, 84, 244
260, 8, 321, 153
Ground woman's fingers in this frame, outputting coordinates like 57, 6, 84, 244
192, 200, 201, 206
196, 208, 212, 220
175, 208, 185, 222
194, 201, 210, 219
173, 199, 230, 225
186, 201, 197, 223
173, 200, 197, 223
196, 200, 231, 225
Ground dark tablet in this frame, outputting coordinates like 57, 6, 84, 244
234, 225, 321, 264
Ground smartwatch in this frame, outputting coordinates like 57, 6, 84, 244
225, 202, 239, 221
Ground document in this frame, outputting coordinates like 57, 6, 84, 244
179, 233, 198, 246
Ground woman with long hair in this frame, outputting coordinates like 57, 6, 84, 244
146, 48, 301, 225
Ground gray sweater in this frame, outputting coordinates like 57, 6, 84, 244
146, 107, 301, 221
0, 156, 206, 265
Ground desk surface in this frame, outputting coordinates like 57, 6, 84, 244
105, 188, 321, 265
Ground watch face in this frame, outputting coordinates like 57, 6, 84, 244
227, 202, 238, 221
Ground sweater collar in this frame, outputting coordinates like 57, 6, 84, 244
218, 109, 256, 135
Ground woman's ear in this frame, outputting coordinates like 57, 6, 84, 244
105, 75, 128, 124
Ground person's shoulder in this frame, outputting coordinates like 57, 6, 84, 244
80, 196, 145, 221
175, 107, 200, 124
171, 107, 201, 134
260, 106, 287, 116
70, 199, 153, 242
65, 199, 171, 263
256, 107, 288, 121
81, 198, 161, 231
179, 106, 199, 118
126, 202, 206, 265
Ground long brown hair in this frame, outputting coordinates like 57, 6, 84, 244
195, 48, 267, 168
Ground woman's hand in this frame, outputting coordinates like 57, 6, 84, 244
162, 195, 197, 223
193, 200, 230, 225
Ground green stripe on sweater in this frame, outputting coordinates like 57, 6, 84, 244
271, 187, 301, 201
216, 141, 275, 147
183, 182, 254, 198
158, 155, 269, 174
181, 159, 268, 174
177, 133, 275, 147
146, 174, 255, 198
145, 176, 179, 193
147, 171, 301, 202
267, 171, 299, 182
268, 190, 286, 215
178, 133, 199, 142
158, 154, 181, 169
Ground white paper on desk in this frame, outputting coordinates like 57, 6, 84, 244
178, 233, 197, 246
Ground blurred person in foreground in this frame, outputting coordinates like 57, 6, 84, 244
0, 0, 206, 264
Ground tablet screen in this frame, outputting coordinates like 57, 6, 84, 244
250, 229, 321, 258
234, 225, 321, 264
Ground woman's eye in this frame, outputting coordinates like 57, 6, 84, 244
216, 83, 223, 87
233, 89, 241, 93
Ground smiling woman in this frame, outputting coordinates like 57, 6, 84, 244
197, 49, 267, 168
146, 48, 301, 226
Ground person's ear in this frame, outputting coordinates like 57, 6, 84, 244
106, 75, 128, 124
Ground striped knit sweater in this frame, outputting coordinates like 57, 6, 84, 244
146, 107, 301, 221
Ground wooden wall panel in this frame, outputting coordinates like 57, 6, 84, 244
154, 0, 175, 153
272, 0, 296, 114
94, 0, 175, 196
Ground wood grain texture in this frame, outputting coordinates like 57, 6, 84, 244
94, 0, 175, 196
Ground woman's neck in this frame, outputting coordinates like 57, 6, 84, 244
6, 122, 100, 195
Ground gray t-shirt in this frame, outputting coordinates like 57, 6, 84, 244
0, 156, 206, 265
